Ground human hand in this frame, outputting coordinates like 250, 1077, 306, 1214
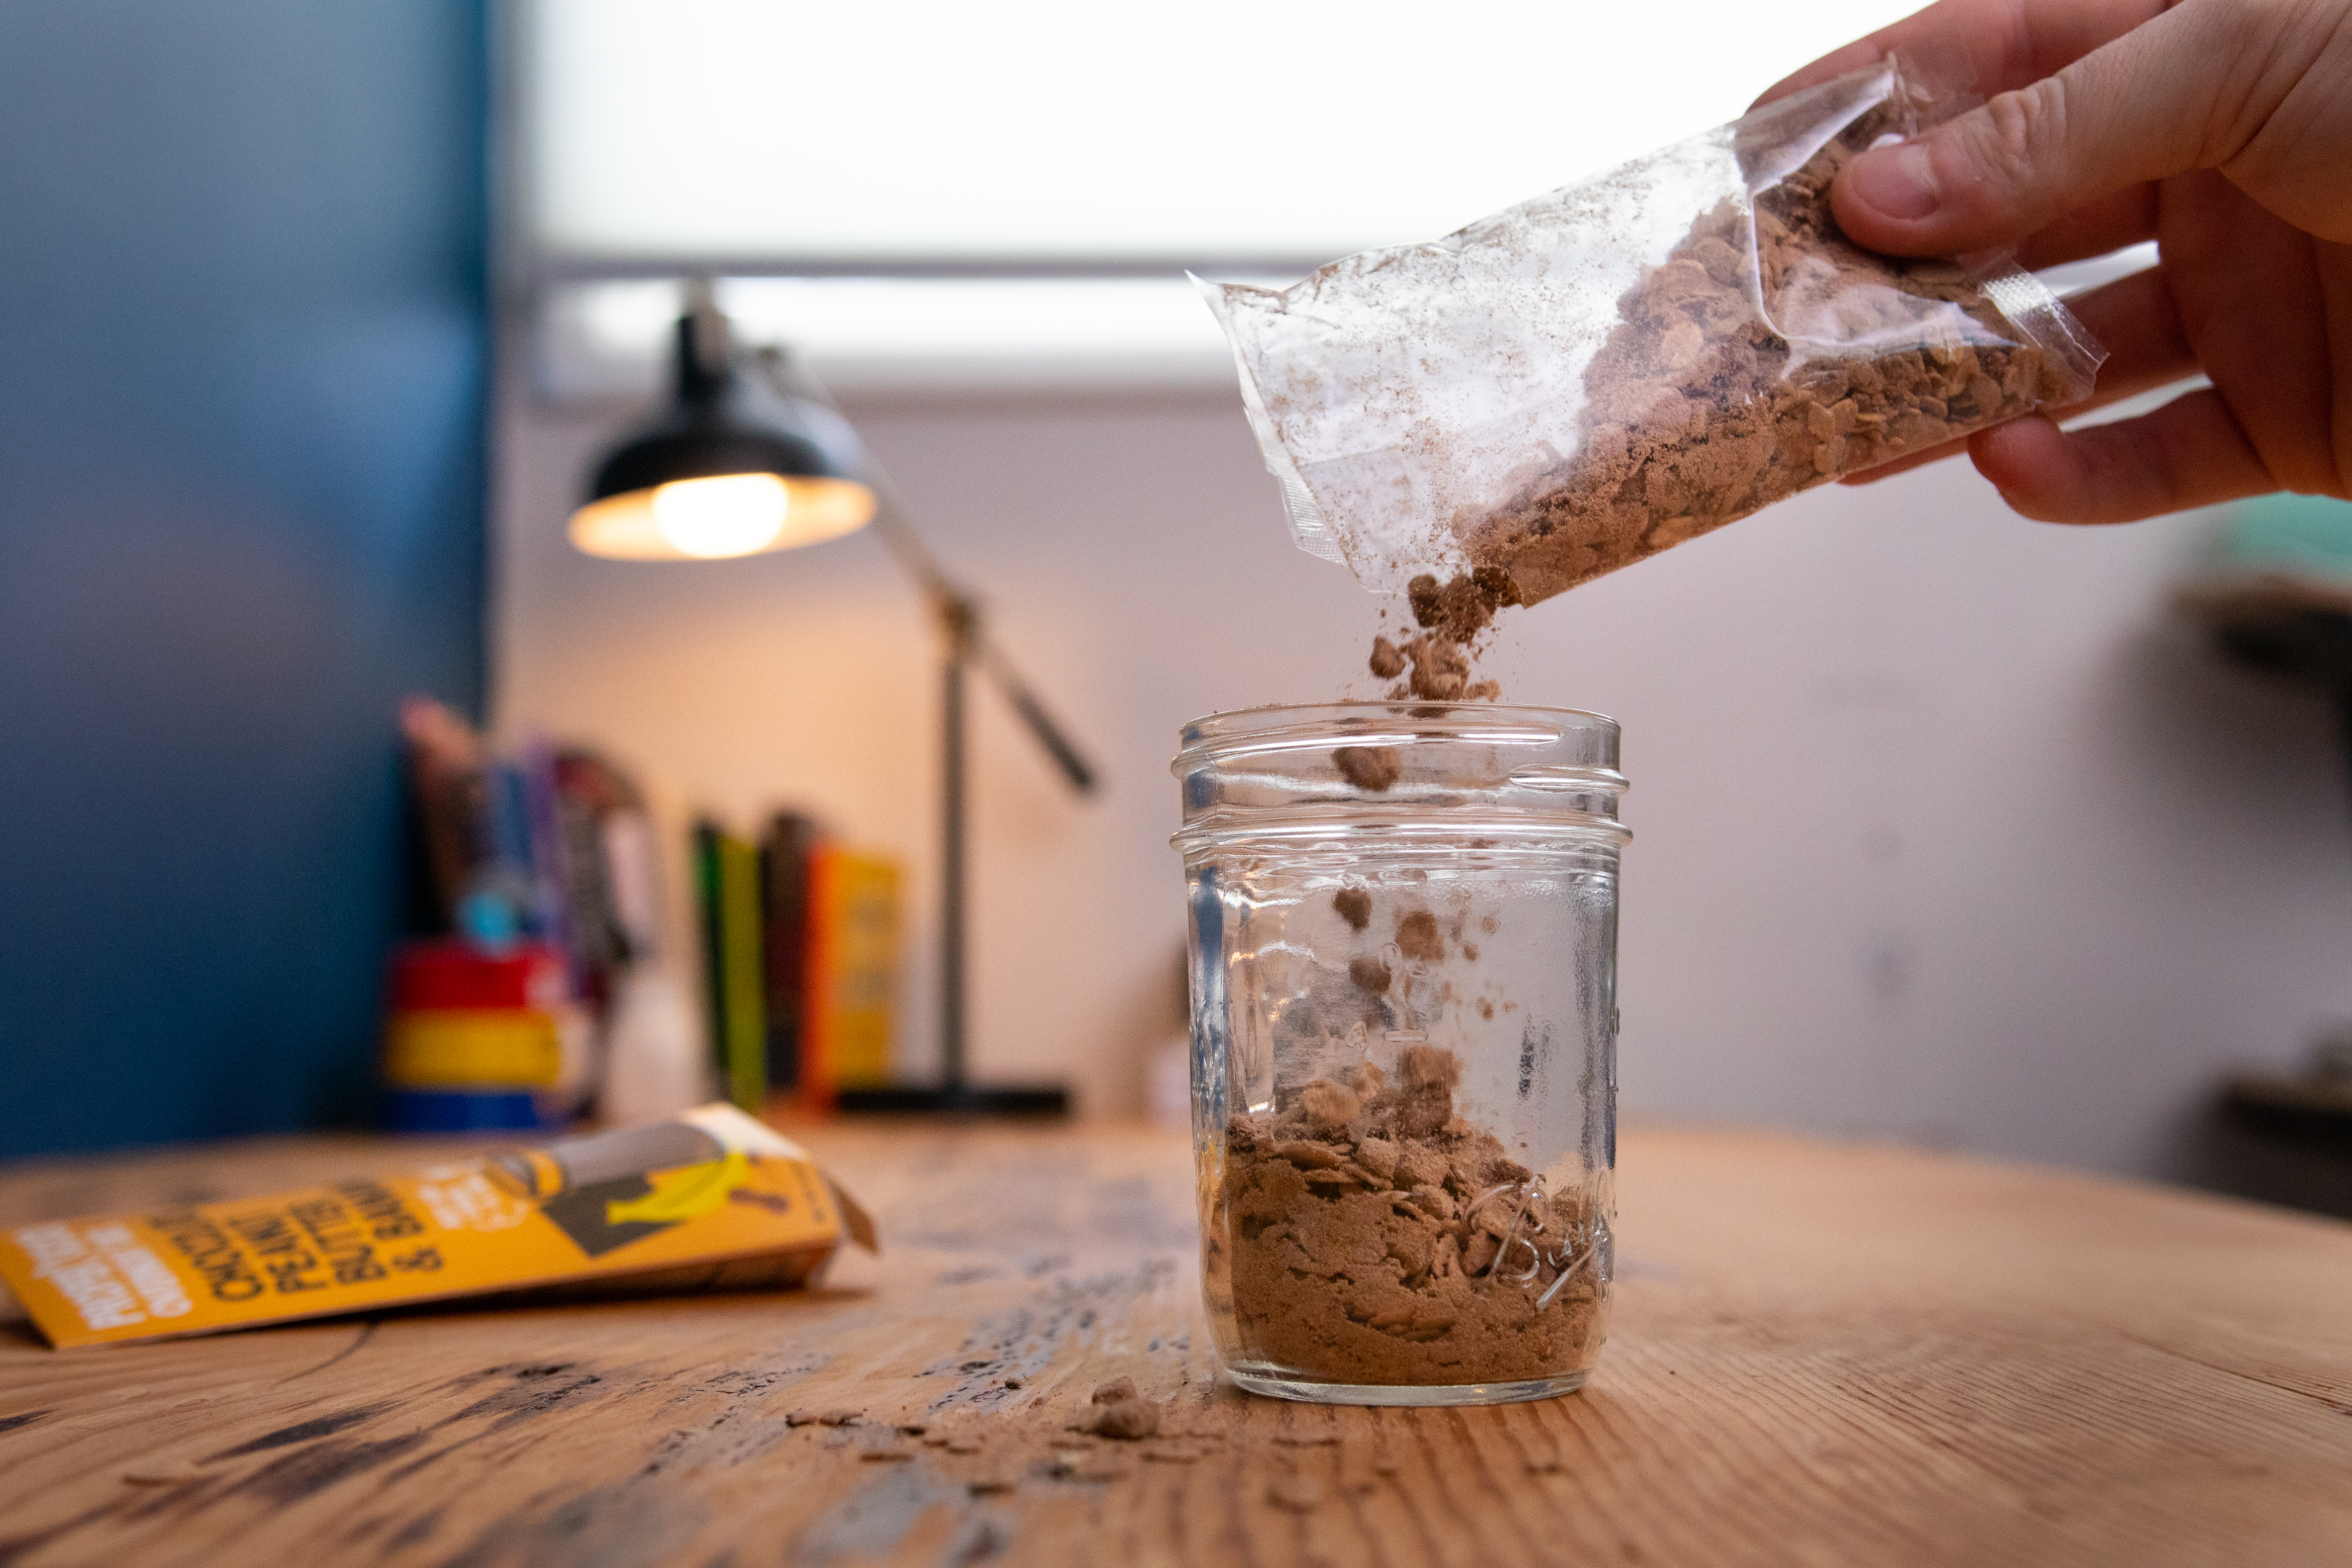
1760, 0, 2351, 523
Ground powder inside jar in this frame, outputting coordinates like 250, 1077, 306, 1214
1211, 1046, 1604, 1386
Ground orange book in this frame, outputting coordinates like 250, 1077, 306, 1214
799, 847, 901, 1109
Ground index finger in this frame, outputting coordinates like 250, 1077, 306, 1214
1753, 0, 2168, 106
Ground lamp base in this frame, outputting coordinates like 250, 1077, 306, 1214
833, 1082, 1071, 1117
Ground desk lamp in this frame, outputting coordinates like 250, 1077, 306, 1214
571, 285, 1093, 1114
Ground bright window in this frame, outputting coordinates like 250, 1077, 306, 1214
514, 0, 1936, 388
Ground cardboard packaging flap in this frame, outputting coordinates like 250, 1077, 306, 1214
0, 1104, 875, 1349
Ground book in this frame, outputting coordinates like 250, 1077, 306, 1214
397, 697, 488, 932
800, 846, 902, 1108
693, 823, 767, 1114
395, 700, 706, 1130
759, 814, 820, 1101
552, 748, 651, 1009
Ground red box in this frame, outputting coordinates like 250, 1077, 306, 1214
389, 941, 567, 1013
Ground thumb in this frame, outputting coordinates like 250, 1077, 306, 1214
1831, 0, 2282, 255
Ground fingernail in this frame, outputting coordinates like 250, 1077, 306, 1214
1845, 141, 1938, 221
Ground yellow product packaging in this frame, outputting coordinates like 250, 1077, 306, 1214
0, 1104, 876, 1349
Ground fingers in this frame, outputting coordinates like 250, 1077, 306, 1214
2156, 171, 2348, 495
1968, 392, 2277, 523
2008, 185, 2155, 270
1830, 0, 2315, 257
1755, 0, 2164, 107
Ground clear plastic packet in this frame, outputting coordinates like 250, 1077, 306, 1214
1196, 60, 2104, 605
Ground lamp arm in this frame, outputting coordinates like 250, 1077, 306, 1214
749, 346, 957, 600
750, 346, 1100, 796
973, 640, 1098, 794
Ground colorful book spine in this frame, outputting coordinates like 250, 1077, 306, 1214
695, 822, 768, 1115
800, 847, 902, 1108
760, 814, 817, 1103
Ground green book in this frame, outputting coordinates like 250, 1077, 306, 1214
694, 822, 767, 1114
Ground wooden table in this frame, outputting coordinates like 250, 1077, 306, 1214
3, 1122, 2351, 1567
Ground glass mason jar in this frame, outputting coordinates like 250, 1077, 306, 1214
1171, 703, 1627, 1405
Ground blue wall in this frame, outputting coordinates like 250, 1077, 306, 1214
0, 1, 489, 1156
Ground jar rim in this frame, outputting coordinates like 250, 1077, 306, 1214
1172, 701, 1620, 772
1171, 700, 1628, 855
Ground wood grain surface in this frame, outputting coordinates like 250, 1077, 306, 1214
2, 1121, 2350, 1568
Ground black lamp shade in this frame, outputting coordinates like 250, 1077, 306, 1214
568, 311, 876, 562
588, 421, 836, 503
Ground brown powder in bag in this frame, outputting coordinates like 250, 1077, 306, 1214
1465, 105, 2079, 605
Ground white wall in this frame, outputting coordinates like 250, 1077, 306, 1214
494, 374, 2352, 1182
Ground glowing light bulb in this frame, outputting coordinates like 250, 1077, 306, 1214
650, 473, 790, 558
